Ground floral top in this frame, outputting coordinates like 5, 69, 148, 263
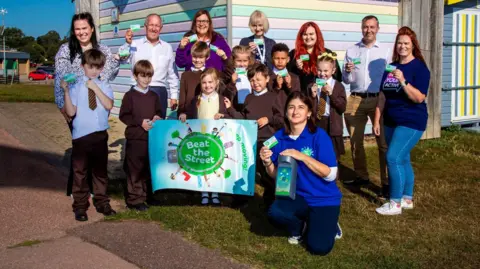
54, 43, 120, 108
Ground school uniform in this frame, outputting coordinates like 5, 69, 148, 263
69, 76, 113, 212
119, 86, 163, 207
222, 65, 252, 111
185, 91, 230, 120
178, 68, 203, 116
308, 77, 347, 159
268, 68, 301, 130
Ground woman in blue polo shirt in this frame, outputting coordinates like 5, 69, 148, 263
373, 26, 431, 215
259, 91, 342, 256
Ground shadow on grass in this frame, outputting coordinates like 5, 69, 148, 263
338, 162, 383, 205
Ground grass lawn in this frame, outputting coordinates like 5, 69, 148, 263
108, 128, 480, 269
0, 84, 54, 103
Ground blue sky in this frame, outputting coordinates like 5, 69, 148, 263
1, 0, 75, 38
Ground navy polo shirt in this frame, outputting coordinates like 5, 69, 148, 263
270, 126, 342, 207
380, 58, 431, 131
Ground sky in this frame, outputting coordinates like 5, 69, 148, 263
0, 0, 75, 38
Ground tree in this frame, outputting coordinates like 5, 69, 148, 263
4, 27, 26, 49
21, 42, 46, 63
37, 31, 61, 62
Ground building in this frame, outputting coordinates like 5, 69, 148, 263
0, 50, 30, 76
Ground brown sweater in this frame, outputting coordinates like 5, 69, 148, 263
268, 71, 301, 130
185, 93, 230, 119
119, 87, 163, 140
267, 71, 301, 93
226, 91, 277, 141
309, 80, 347, 137
178, 70, 202, 116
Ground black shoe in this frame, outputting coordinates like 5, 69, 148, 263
343, 177, 370, 186
96, 204, 116, 216
146, 199, 162, 207
127, 203, 149, 212
74, 210, 88, 222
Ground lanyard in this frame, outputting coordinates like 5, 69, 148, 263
256, 43, 266, 64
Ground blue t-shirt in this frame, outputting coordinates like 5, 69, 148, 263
380, 58, 431, 131
270, 126, 342, 207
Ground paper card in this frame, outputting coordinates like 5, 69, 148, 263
63, 73, 76, 83
385, 64, 397, 72
210, 44, 219, 52
130, 24, 141, 32
254, 38, 264, 45
188, 34, 198, 43
235, 67, 247, 76
316, 78, 327, 86
277, 69, 288, 77
300, 54, 310, 61
118, 50, 130, 57
352, 58, 361, 65
263, 136, 278, 149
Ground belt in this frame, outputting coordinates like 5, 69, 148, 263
350, 92, 379, 98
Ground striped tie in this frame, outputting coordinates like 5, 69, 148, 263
88, 88, 97, 110
316, 91, 327, 119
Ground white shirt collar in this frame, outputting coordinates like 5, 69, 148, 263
253, 88, 268, 96
191, 66, 205, 72
327, 77, 336, 87
201, 91, 218, 100
134, 85, 149, 94
358, 40, 381, 48
142, 37, 162, 46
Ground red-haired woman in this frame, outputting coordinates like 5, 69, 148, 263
373, 27, 430, 215
176, 10, 232, 71
287, 22, 342, 92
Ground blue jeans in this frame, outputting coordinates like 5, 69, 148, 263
384, 125, 423, 202
268, 196, 340, 256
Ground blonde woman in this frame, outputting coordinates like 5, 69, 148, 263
239, 10, 276, 70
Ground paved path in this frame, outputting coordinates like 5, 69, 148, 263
0, 102, 249, 269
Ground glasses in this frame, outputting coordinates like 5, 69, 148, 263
196, 20, 210, 25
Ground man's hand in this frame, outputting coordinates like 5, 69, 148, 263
125, 29, 133, 44
345, 62, 354, 73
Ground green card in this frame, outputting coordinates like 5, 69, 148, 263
254, 38, 264, 45
63, 73, 76, 83
316, 78, 327, 86
130, 24, 141, 32
352, 58, 361, 65
210, 44, 218, 52
300, 54, 310, 61
118, 50, 130, 57
235, 68, 247, 76
188, 34, 198, 43
277, 69, 288, 77
385, 64, 397, 72
263, 136, 278, 149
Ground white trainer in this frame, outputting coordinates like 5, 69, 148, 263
288, 236, 302, 245
376, 200, 402, 215
401, 198, 414, 209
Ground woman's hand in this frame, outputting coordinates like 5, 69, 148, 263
216, 49, 228, 60
280, 149, 306, 162
373, 121, 381, 136
224, 97, 231, 109
179, 37, 189, 49
392, 69, 405, 83
260, 146, 273, 162
214, 113, 224, 120
248, 42, 257, 53
296, 58, 304, 70
179, 113, 187, 122
125, 29, 133, 44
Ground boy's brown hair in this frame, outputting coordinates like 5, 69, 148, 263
133, 60, 154, 77
81, 48, 106, 68
191, 41, 210, 59
247, 63, 269, 80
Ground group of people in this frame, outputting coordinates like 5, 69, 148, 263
54, 9, 431, 256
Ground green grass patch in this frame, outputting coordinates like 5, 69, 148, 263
0, 84, 54, 103
109, 129, 480, 269
8, 240, 42, 249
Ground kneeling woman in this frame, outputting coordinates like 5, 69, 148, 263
260, 92, 342, 255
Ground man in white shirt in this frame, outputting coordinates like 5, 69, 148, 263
342, 15, 390, 198
120, 14, 179, 119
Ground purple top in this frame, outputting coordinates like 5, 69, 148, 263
175, 32, 231, 71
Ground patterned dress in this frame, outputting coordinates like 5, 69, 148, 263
54, 43, 120, 108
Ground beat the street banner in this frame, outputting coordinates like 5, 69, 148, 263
149, 119, 258, 196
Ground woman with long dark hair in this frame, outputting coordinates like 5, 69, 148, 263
259, 91, 342, 255
287, 22, 342, 92
54, 12, 120, 195
176, 10, 231, 71
373, 26, 430, 215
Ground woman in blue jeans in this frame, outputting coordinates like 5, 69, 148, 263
259, 92, 342, 255
373, 26, 431, 215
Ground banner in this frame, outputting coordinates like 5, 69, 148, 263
149, 119, 258, 196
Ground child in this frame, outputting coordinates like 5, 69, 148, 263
61, 48, 116, 221
224, 63, 277, 208
119, 60, 163, 211
309, 52, 347, 159
223, 45, 254, 111
178, 41, 210, 116
179, 68, 230, 206
269, 43, 301, 130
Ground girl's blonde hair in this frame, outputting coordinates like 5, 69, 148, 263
229, 45, 254, 67
249, 10, 269, 34
316, 52, 337, 70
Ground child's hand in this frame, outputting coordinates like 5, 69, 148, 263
231, 72, 238, 83
60, 80, 69, 92
285, 74, 292, 89
248, 42, 257, 53
257, 117, 269, 128
276, 75, 284, 89
216, 49, 228, 60
179, 113, 187, 122
86, 79, 99, 92
214, 113, 224, 120
311, 84, 318, 98
224, 97, 232, 109
321, 84, 333, 96
152, 115, 162, 122
296, 58, 304, 70
142, 119, 153, 131
179, 37, 189, 49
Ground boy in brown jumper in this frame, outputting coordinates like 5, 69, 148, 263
119, 60, 163, 211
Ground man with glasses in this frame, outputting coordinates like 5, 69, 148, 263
121, 14, 179, 117
342, 15, 391, 199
